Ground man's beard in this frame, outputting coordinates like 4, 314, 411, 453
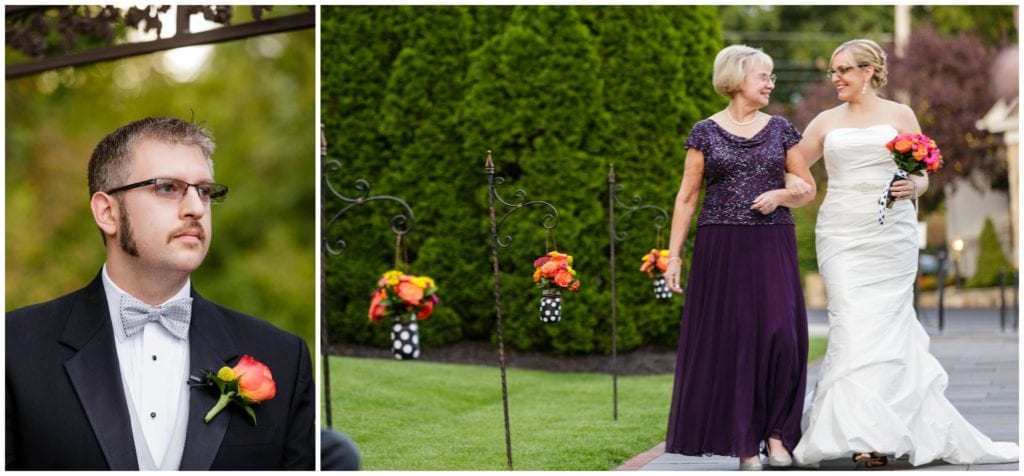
118, 198, 139, 257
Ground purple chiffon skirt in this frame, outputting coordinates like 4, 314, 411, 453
665, 224, 808, 457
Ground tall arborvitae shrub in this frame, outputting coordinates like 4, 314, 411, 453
460, 6, 606, 354
322, 5, 723, 354
966, 217, 1013, 288
586, 6, 725, 349
377, 7, 480, 347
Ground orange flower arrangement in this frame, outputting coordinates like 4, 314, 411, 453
368, 270, 439, 323
640, 249, 669, 277
533, 251, 581, 292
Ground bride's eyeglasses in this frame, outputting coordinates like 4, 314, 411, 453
825, 64, 869, 79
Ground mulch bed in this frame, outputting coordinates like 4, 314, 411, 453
326, 341, 678, 375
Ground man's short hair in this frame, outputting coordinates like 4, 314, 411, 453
88, 117, 216, 196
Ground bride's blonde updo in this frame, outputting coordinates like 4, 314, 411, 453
831, 39, 887, 89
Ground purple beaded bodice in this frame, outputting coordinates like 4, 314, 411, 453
685, 116, 801, 226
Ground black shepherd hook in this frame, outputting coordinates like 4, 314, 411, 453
607, 163, 669, 421
485, 150, 560, 470
320, 124, 414, 428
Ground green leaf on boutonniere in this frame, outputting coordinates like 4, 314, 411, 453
199, 354, 277, 426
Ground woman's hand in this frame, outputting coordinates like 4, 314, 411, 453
665, 257, 684, 294
889, 178, 918, 201
784, 172, 812, 198
751, 190, 783, 215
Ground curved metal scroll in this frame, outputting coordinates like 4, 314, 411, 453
490, 177, 560, 249
611, 183, 669, 243
321, 159, 414, 257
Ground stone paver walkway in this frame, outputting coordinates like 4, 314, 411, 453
620, 309, 1019, 471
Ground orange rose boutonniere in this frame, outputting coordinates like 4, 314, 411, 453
201, 355, 277, 425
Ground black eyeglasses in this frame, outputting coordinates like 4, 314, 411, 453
825, 63, 869, 79
105, 178, 229, 204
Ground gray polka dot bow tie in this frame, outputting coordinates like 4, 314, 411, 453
119, 294, 193, 340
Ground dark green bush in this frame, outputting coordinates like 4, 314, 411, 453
966, 217, 1013, 288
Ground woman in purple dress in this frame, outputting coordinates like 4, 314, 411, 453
662, 45, 816, 470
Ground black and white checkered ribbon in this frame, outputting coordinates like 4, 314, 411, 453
877, 169, 909, 226
120, 294, 192, 340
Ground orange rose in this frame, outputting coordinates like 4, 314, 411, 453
233, 355, 277, 403
368, 288, 388, 322
554, 269, 574, 287
417, 300, 434, 319
395, 280, 424, 306
540, 260, 560, 278
655, 255, 668, 272
203, 354, 277, 425
569, 280, 581, 292
893, 138, 913, 153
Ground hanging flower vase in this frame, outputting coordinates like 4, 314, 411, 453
390, 316, 421, 360
652, 276, 672, 300
539, 288, 562, 323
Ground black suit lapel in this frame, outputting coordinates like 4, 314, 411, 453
179, 291, 239, 470
60, 274, 139, 470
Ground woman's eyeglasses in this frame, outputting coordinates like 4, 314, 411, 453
825, 64, 869, 79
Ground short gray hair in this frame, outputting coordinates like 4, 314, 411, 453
712, 45, 774, 97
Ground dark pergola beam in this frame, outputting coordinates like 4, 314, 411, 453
6, 10, 314, 80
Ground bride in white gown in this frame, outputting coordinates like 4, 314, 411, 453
790, 39, 1019, 467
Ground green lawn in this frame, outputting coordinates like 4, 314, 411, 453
325, 336, 826, 471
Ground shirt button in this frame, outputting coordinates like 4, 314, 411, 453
150, 412, 157, 418
152, 355, 158, 361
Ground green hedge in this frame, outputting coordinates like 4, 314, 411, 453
322, 6, 723, 355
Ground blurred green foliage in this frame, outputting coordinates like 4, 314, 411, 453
321, 5, 723, 355
5, 9, 316, 351
966, 217, 1014, 288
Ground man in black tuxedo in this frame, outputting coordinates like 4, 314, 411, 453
5, 117, 314, 470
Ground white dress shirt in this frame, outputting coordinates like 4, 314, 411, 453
103, 265, 191, 469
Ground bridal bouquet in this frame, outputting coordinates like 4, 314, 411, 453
883, 131, 943, 208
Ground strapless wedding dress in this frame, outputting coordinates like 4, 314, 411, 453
792, 125, 1018, 465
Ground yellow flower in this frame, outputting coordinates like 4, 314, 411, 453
382, 270, 403, 286
217, 366, 235, 382
658, 249, 669, 257
410, 276, 429, 289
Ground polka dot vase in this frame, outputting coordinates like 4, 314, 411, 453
390, 318, 421, 360
652, 276, 672, 300
539, 288, 561, 324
